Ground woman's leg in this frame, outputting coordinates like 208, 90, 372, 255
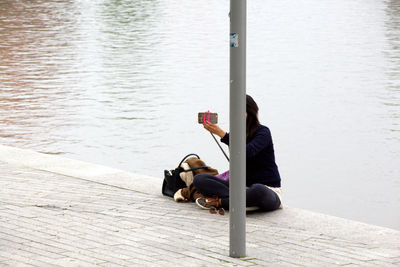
246, 184, 281, 211
194, 176, 281, 211
193, 174, 230, 209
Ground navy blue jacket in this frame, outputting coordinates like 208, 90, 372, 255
221, 125, 281, 187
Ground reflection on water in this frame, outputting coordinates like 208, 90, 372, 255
0, 0, 399, 230
384, 0, 400, 137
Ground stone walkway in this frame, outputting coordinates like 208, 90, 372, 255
0, 146, 399, 266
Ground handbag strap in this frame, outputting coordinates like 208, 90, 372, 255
181, 166, 211, 172
178, 153, 200, 168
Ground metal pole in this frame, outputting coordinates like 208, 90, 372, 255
229, 0, 246, 258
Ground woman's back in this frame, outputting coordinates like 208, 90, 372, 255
221, 124, 281, 187
245, 125, 281, 187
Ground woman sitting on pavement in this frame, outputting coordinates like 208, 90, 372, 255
193, 95, 282, 212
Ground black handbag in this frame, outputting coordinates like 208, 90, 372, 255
162, 153, 211, 198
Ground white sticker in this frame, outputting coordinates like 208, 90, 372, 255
230, 33, 239, 47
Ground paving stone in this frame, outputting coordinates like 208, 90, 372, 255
0, 251, 54, 267
351, 260, 400, 267
322, 248, 377, 262
0, 260, 36, 267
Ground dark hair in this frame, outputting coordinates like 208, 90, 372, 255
246, 94, 260, 143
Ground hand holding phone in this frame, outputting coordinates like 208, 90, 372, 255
198, 111, 226, 138
198, 112, 218, 124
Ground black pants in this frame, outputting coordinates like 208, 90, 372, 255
193, 174, 281, 211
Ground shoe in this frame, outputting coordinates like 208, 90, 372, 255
209, 207, 217, 214
218, 207, 225, 215
196, 197, 221, 210
246, 206, 259, 212
208, 207, 225, 216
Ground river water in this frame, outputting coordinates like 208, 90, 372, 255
0, 0, 399, 230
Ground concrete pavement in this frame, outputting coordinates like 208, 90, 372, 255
0, 145, 399, 266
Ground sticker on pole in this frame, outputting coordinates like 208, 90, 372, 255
230, 33, 239, 47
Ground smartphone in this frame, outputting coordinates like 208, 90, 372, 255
198, 112, 218, 124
